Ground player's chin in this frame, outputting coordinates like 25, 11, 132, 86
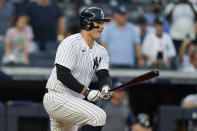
94, 33, 101, 39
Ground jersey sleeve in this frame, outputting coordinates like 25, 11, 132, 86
55, 38, 77, 70
97, 48, 109, 71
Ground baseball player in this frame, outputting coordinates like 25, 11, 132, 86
43, 7, 112, 131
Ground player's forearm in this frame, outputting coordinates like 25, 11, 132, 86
56, 64, 86, 94
96, 69, 112, 89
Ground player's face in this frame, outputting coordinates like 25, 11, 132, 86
89, 21, 105, 40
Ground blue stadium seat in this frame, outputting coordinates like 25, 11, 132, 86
0, 103, 5, 131
7, 101, 49, 131
29, 51, 54, 67
0, 40, 5, 63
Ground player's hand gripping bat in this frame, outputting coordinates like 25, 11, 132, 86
109, 69, 160, 92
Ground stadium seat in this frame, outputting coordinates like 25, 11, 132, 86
7, 101, 49, 131
0, 40, 5, 63
29, 51, 54, 67
0, 103, 6, 131
155, 106, 197, 131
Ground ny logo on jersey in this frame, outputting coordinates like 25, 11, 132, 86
93, 57, 101, 70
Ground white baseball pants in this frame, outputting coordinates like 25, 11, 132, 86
43, 90, 106, 131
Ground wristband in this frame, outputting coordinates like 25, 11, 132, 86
84, 88, 90, 97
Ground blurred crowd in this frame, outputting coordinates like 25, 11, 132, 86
1, 0, 197, 72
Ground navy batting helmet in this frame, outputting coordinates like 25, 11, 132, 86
80, 7, 110, 31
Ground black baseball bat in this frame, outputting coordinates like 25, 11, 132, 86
109, 69, 160, 92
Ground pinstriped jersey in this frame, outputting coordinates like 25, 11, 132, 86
46, 33, 109, 98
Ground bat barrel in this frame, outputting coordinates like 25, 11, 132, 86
109, 69, 160, 92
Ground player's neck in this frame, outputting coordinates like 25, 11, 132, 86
81, 31, 94, 48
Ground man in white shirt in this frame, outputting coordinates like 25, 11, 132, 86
142, 17, 176, 69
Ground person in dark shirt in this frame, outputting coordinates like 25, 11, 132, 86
0, 0, 14, 37
26, 0, 65, 51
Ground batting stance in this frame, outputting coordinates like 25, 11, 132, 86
43, 7, 112, 131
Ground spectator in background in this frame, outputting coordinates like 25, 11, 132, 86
101, 82, 151, 131
144, 0, 161, 26
144, 0, 170, 33
26, 0, 65, 51
165, 0, 197, 54
104, 8, 114, 23
65, 2, 85, 36
142, 17, 176, 69
182, 90, 197, 108
191, 21, 197, 44
100, 5, 144, 68
0, 0, 14, 39
181, 86, 197, 131
178, 38, 196, 71
13, 0, 30, 16
2, 14, 33, 66
178, 20, 197, 70
135, 16, 148, 43
181, 48, 197, 72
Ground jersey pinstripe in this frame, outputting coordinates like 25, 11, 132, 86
46, 33, 109, 98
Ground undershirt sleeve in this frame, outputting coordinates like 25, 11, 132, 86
96, 69, 112, 89
56, 64, 85, 94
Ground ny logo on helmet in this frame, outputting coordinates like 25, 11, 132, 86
101, 11, 104, 19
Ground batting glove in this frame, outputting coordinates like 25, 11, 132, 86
101, 85, 112, 100
85, 89, 103, 102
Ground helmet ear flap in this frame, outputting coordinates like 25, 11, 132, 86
83, 18, 94, 31
84, 19, 91, 25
